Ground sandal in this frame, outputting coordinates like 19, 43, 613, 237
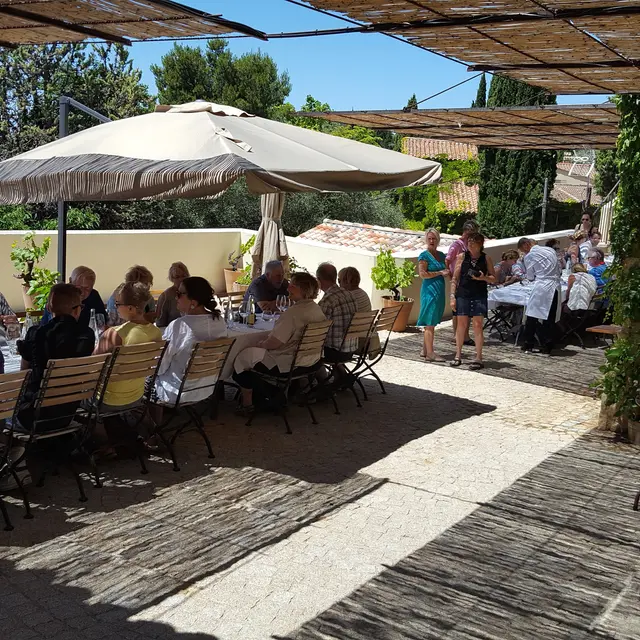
426, 354, 446, 362
450, 358, 463, 367
468, 361, 485, 371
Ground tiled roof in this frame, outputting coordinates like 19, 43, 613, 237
403, 138, 478, 160
551, 184, 602, 205
438, 182, 479, 213
298, 220, 458, 253
557, 161, 595, 178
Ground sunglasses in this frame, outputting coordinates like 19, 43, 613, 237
115, 302, 129, 308
176, 291, 187, 298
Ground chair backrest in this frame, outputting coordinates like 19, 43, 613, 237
99, 341, 168, 402
0, 370, 30, 422
175, 337, 236, 405
371, 305, 402, 358
292, 320, 333, 370
35, 354, 110, 412
226, 291, 245, 311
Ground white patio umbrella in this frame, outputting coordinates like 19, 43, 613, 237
0, 101, 442, 276
251, 192, 287, 278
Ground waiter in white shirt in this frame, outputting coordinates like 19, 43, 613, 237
518, 237, 561, 354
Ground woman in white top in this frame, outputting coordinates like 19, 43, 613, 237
579, 228, 602, 263
154, 276, 227, 404
565, 264, 597, 312
233, 272, 326, 415
338, 266, 372, 311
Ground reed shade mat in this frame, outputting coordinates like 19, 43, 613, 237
298, 103, 619, 150
0, 0, 265, 47
303, 1, 640, 94
0, 101, 442, 204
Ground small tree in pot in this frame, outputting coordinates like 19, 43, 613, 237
224, 235, 255, 292
371, 249, 416, 331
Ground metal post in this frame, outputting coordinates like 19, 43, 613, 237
539, 177, 549, 233
57, 97, 70, 281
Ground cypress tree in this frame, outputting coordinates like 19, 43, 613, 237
405, 94, 418, 110
471, 73, 487, 108
476, 76, 557, 238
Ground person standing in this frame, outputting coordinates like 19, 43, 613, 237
417, 228, 448, 361
446, 220, 479, 345
518, 237, 562, 355
450, 233, 495, 370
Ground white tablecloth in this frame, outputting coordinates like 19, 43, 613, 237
222, 319, 272, 379
488, 281, 568, 312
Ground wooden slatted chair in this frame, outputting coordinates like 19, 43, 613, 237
9, 354, 110, 509
353, 305, 402, 396
148, 337, 236, 472
326, 310, 379, 408
226, 291, 246, 312
0, 371, 31, 531
87, 341, 168, 475
246, 320, 333, 434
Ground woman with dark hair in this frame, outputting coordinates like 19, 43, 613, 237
450, 232, 496, 370
154, 276, 227, 404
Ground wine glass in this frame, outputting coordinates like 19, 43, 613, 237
5, 320, 21, 356
238, 301, 250, 326
225, 302, 235, 330
262, 309, 273, 323
95, 313, 106, 335
276, 295, 287, 313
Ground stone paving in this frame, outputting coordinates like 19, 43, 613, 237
1, 346, 633, 640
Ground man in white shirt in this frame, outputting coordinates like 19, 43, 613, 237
518, 237, 561, 354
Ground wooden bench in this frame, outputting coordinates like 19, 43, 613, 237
586, 324, 622, 336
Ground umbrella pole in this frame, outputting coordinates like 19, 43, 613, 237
57, 97, 69, 281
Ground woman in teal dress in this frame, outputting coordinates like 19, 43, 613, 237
417, 228, 449, 361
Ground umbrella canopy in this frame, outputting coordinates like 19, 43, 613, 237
251, 193, 288, 279
0, 102, 442, 204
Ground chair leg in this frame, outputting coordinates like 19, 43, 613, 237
68, 463, 88, 503
305, 402, 318, 425
356, 378, 368, 401
330, 393, 341, 415
350, 385, 362, 408
281, 409, 292, 435
191, 411, 215, 459
156, 430, 180, 472
0, 496, 14, 531
135, 437, 149, 475
88, 453, 102, 489
368, 369, 386, 395
10, 468, 33, 520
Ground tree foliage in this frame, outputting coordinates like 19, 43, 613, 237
405, 94, 418, 110
594, 149, 619, 197
599, 94, 640, 424
471, 74, 487, 108
477, 76, 557, 238
151, 39, 291, 118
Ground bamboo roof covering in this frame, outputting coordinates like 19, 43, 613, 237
0, 0, 265, 47
303, 1, 640, 94
298, 104, 619, 149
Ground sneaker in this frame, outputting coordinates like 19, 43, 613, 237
0, 469, 31, 492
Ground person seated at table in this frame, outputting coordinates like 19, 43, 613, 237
580, 228, 602, 263
107, 265, 156, 324
494, 250, 520, 286
338, 266, 371, 311
564, 242, 581, 270
243, 260, 289, 313
588, 249, 609, 295
96, 282, 163, 411
574, 212, 593, 236
0, 290, 17, 329
41, 266, 107, 328
564, 264, 597, 312
17, 283, 96, 431
156, 261, 190, 328
545, 239, 566, 271
233, 272, 326, 416
510, 256, 527, 282
154, 276, 227, 405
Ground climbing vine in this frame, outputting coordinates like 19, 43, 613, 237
600, 94, 640, 424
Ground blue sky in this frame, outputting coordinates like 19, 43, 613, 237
130, 0, 599, 111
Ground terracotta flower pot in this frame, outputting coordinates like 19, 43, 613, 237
224, 268, 241, 294
233, 283, 249, 293
382, 296, 414, 332
21, 284, 37, 311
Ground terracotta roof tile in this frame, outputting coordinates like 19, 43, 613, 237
403, 138, 478, 160
298, 220, 458, 253
551, 184, 602, 204
438, 182, 479, 213
557, 161, 595, 178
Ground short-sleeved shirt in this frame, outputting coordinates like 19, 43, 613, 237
156, 286, 181, 328
102, 321, 163, 406
268, 299, 327, 370
243, 275, 289, 313
42, 289, 106, 328
446, 238, 467, 276
588, 263, 609, 295
17, 315, 95, 430
0, 291, 15, 321
319, 285, 357, 352
349, 288, 372, 312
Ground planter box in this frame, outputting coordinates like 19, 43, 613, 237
224, 268, 241, 294
382, 296, 414, 332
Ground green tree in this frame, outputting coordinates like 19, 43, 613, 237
476, 76, 557, 237
594, 149, 619, 197
405, 94, 418, 110
471, 73, 487, 108
151, 39, 291, 118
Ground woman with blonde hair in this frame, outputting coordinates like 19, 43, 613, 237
417, 228, 448, 361
156, 261, 190, 328
107, 264, 156, 324
338, 266, 371, 311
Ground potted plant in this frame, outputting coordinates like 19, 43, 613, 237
234, 264, 253, 293
225, 235, 255, 293
371, 249, 416, 332
10, 233, 59, 310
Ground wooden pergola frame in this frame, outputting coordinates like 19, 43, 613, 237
0, 0, 266, 47
297, 103, 619, 150
299, 1, 640, 94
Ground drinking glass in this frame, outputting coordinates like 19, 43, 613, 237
276, 295, 287, 313
262, 309, 273, 323
5, 321, 21, 356
238, 301, 250, 326
95, 313, 106, 335
108, 308, 120, 326
225, 303, 235, 330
